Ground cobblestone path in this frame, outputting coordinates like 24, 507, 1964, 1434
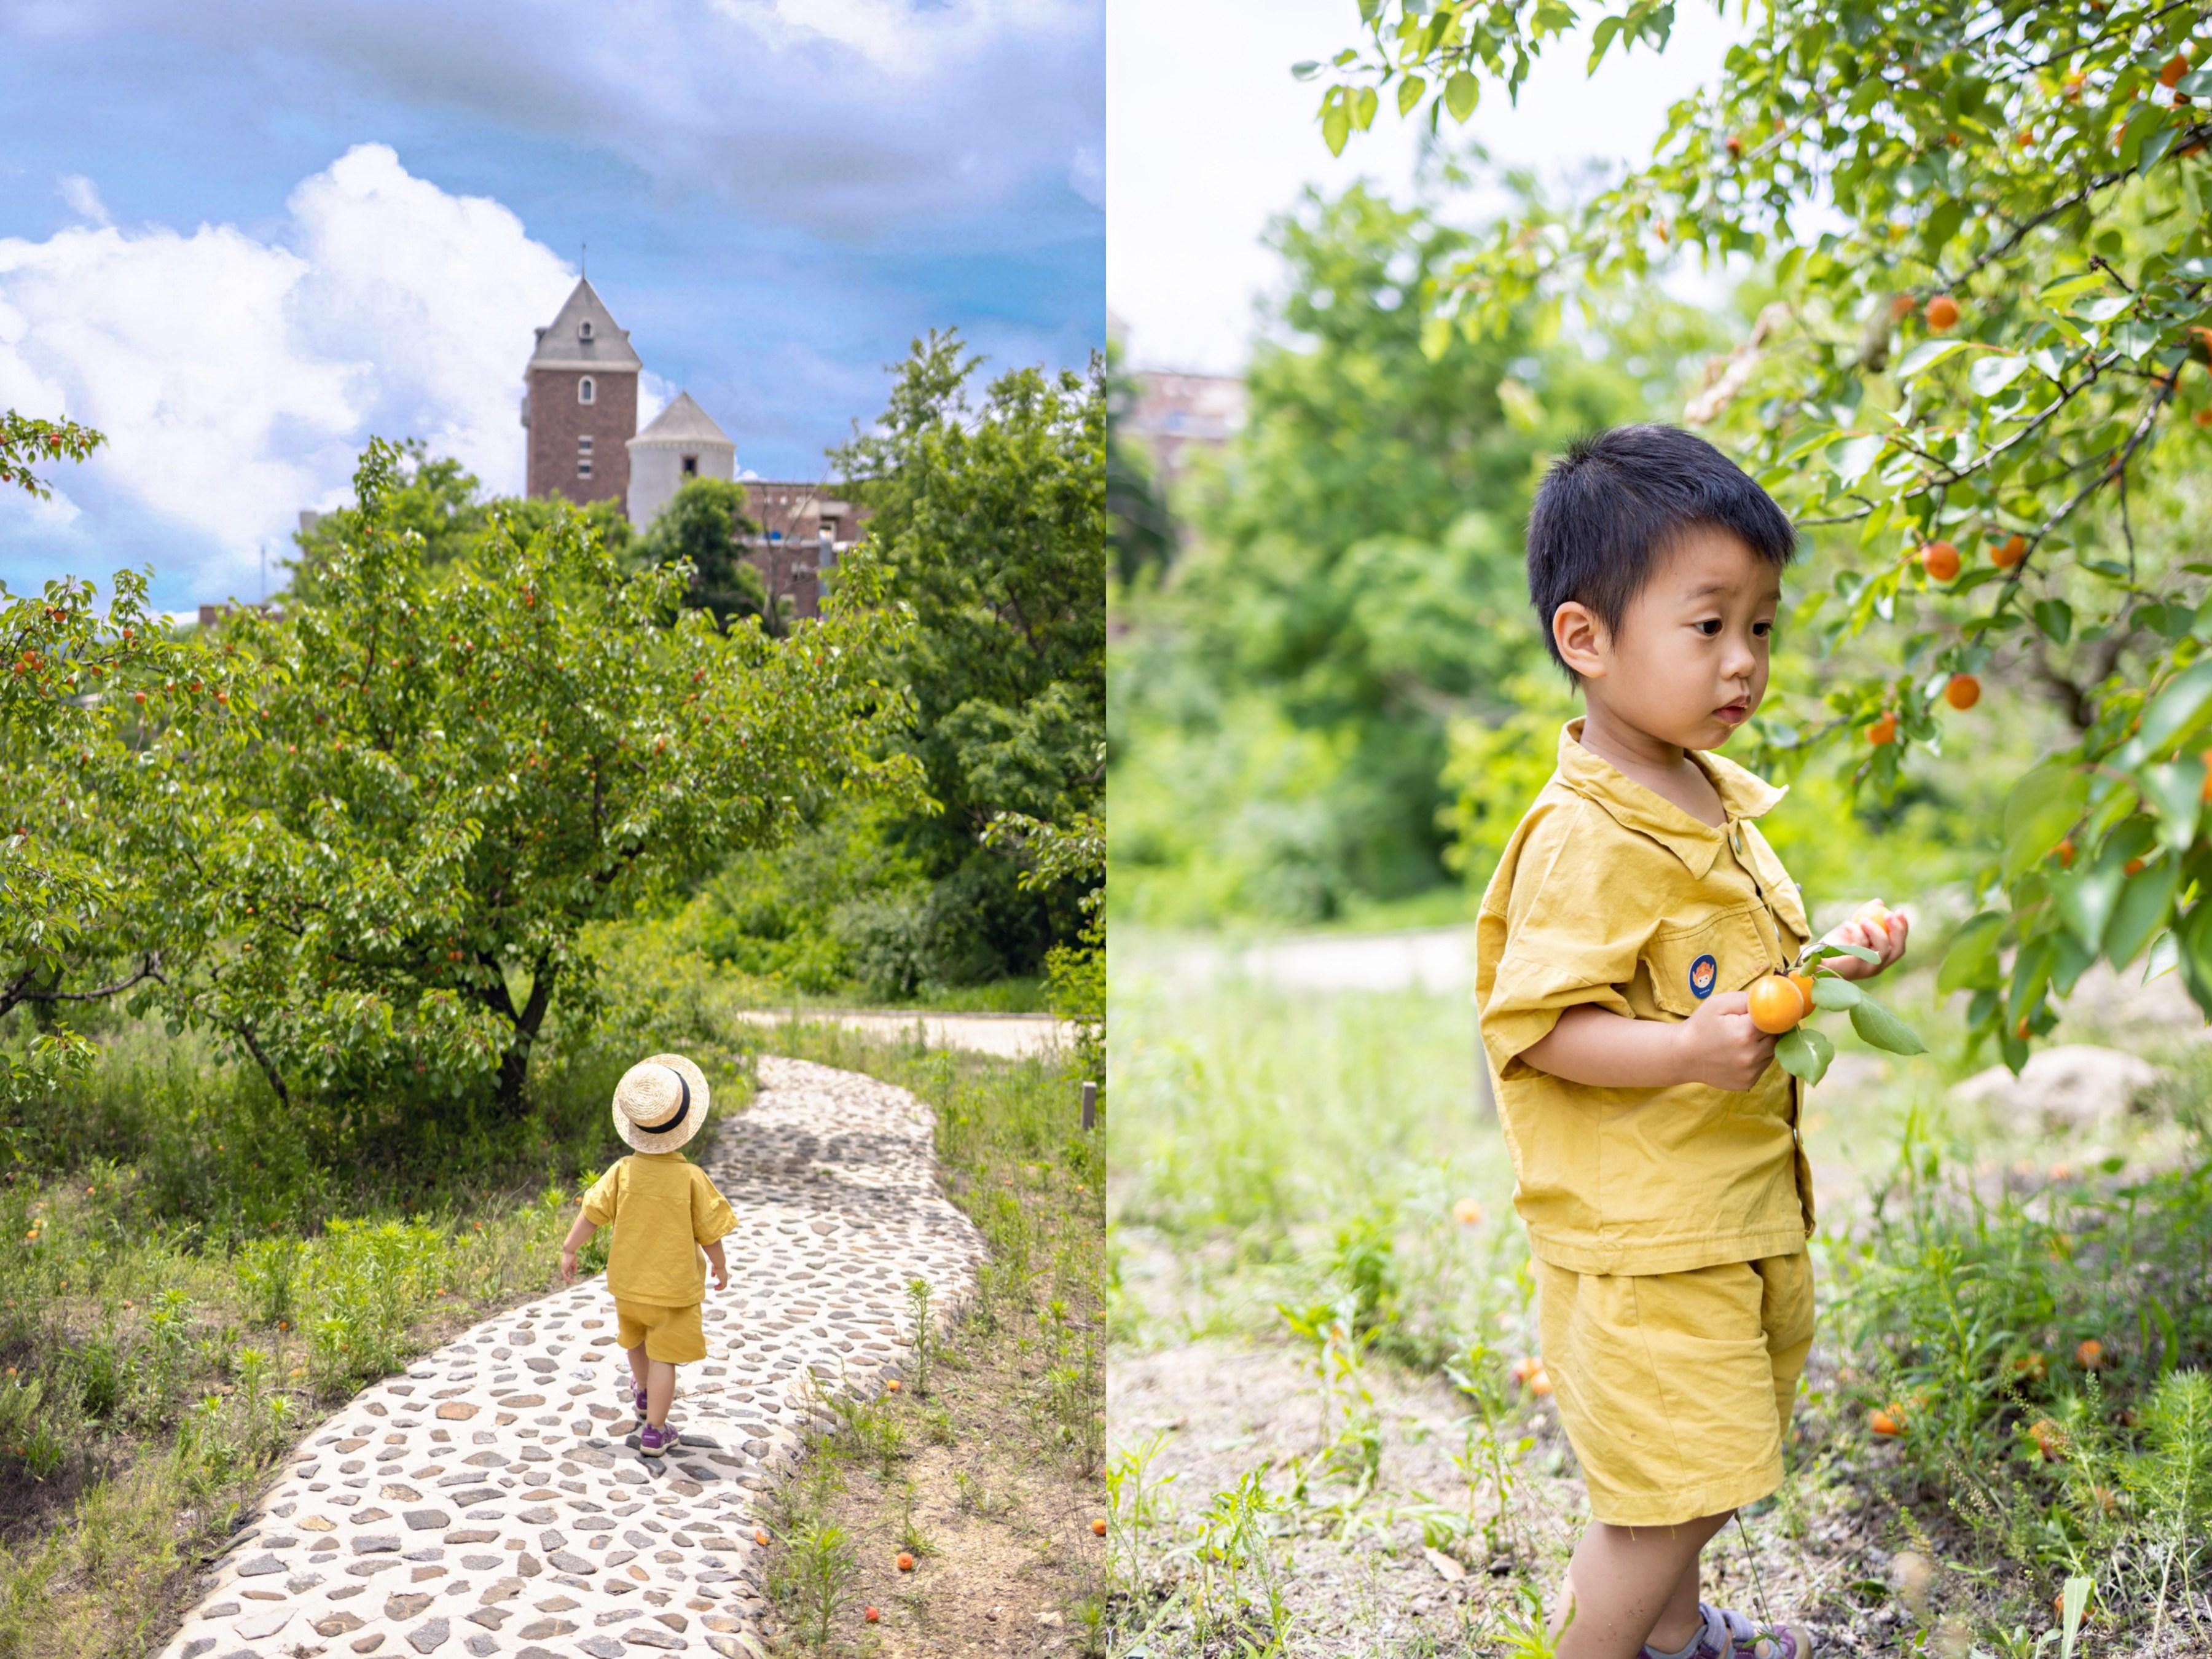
154, 1057, 985, 1659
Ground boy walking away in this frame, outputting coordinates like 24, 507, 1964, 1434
1475, 425, 1909, 1659
560, 1053, 737, 1458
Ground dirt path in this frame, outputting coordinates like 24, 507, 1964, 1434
152, 1057, 984, 1659
732, 1010, 1075, 1061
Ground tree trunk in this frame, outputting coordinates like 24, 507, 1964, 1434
492, 959, 559, 1117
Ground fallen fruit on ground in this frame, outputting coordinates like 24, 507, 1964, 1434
1510, 1355, 1542, 1384
2029, 1418, 2065, 1461
2077, 1337, 2105, 1367
885, 1379, 901, 1391
1944, 673, 1980, 710
1452, 1196, 1484, 1225
896, 1551, 915, 1571
1870, 1406, 1903, 1436
1920, 539, 1961, 580
755, 1528, 769, 1545
865, 1607, 880, 1623
1528, 1367, 1553, 1397
1749, 974, 1807, 1034
1091, 1518, 1107, 1536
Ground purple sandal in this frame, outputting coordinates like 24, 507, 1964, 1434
631, 1384, 648, 1421
639, 1423, 677, 1457
1642, 1603, 1811, 1659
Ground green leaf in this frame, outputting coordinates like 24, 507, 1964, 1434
1849, 995, 1926, 1056
1967, 353, 2027, 396
1936, 911, 2006, 995
2031, 598, 2073, 643
2128, 659, 2212, 761
2112, 318, 2163, 359
2106, 858, 2182, 968
1827, 433, 1885, 487
1808, 973, 1864, 1008
2138, 758, 2206, 855
1444, 70, 1479, 122
1396, 73, 1427, 116
1895, 340, 1966, 378
1322, 97, 1351, 155
2000, 760, 2087, 883
1776, 1024, 1832, 1085
1810, 939, 1880, 965
1586, 14, 1624, 73
2053, 861, 2125, 955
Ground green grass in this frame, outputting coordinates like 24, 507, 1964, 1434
743, 1018, 1106, 1656
1107, 928, 2212, 1654
0, 927, 766, 1659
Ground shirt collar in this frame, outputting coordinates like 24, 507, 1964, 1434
1553, 716, 1787, 879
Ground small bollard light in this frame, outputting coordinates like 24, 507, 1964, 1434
1080, 1079, 1097, 1131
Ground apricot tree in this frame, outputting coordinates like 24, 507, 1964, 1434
96, 439, 925, 1118
1318, 0, 2212, 1064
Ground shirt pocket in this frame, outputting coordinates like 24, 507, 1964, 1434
1643, 906, 1778, 1019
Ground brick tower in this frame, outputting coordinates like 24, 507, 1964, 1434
520, 277, 641, 510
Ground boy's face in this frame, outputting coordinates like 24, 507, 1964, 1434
1563, 525, 1781, 751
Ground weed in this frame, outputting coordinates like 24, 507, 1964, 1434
769, 1516, 858, 1652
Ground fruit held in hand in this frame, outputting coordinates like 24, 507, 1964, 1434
1788, 971, 1817, 1011
1944, 673, 1980, 710
1920, 539, 1961, 581
1749, 975, 1808, 1034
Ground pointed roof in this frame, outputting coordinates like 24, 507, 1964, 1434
526, 276, 642, 372
629, 391, 735, 449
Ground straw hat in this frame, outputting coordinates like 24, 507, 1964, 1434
611, 1053, 711, 1154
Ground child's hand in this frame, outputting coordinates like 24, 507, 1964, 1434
559, 1247, 578, 1285
1820, 901, 1909, 981
1671, 990, 1780, 1091
712, 1265, 728, 1292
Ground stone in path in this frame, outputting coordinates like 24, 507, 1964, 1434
154, 1057, 984, 1659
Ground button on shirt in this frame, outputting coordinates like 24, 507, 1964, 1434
579, 1150, 738, 1307
1474, 718, 1816, 1276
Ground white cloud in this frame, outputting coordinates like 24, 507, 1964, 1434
0, 144, 576, 596
56, 173, 109, 226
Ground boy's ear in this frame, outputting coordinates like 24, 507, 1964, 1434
1551, 600, 1609, 680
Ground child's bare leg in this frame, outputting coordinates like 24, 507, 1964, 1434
1552, 1510, 1733, 1659
644, 1359, 677, 1429
626, 1343, 649, 1395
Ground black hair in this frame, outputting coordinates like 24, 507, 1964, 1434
1525, 423, 1797, 679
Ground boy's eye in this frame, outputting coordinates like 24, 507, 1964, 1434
1752, 620, 1773, 638
1695, 619, 1722, 636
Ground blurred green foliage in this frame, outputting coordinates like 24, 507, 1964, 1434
1113, 169, 1730, 922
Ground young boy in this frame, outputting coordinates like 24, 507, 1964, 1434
1474, 425, 1909, 1659
560, 1052, 737, 1457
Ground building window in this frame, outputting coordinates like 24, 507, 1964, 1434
579, 319, 595, 341
578, 459, 594, 478
578, 436, 593, 454
681, 454, 698, 477
820, 516, 840, 539
578, 376, 595, 404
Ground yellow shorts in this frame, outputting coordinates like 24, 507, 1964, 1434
613, 1298, 707, 1363
1534, 1251, 1814, 1528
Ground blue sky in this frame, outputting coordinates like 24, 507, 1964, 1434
0, 0, 1104, 608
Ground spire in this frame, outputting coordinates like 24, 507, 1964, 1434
525, 276, 641, 372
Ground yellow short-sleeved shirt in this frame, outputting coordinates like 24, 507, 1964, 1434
579, 1150, 737, 1307
1474, 718, 1817, 1276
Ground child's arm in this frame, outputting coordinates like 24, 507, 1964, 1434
559, 1208, 597, 1285
1520, 991, 1778, 1092
702, 1237, 728, 1292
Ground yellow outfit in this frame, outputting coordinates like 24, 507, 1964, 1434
579, 1150, 736, 1364
1475, 718, 1818, 1525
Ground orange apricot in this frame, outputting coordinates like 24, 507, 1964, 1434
1749, 974, 1808, 1034
1925, 293, 1960, 330
1921, 539, 1961, 581
1993, 532, 2028, 568
1945, 673, 1980, 710
1867, 712, 1898, 746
